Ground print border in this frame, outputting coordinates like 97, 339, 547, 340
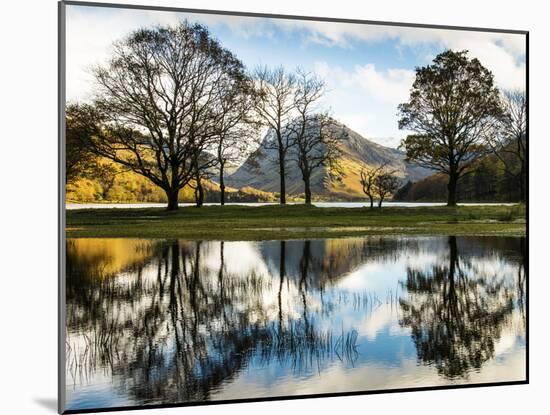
58, 1, 529, 413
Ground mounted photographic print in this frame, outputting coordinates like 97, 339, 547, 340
59, 1, 528, 413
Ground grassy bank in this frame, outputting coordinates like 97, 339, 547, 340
66, 204, 526, 240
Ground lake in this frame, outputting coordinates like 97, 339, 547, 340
64, 235, 526, 411
66, 201, 517, 210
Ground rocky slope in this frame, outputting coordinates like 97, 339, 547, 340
226, 121, 431, 199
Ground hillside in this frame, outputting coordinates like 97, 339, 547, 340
225, 122, 431, 200
67, 121, 435, 204
394, 149, 525, 202
66, 157, 279, 204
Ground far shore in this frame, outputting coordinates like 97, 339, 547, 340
66, 201, 520, 210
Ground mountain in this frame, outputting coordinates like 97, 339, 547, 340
225, 121, 431, 200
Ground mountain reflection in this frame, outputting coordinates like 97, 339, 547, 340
65, 236, 526, 409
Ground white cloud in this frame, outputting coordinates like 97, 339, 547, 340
273, 20, 526, 92
445, 36, 526, 90
64, 4, 526, 146
66, 5, 526, 100
65, 6, 276, 101
66, 6, 186, 101
311, 61, 413, 141
353, 64, 415, 103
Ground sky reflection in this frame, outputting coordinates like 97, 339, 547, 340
65, 235, 526, 410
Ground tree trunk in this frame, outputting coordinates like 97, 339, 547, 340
447, 171, 458, 207
168, 241, 180, 307
279, 151, 286, 205
378, 197, 384, 208
195, 178, 204, 207
219, 163, 226, 206
520, 162, 526, 203
369, 197, 374, 209
446, 236, 458, 307
304, 175, 312, 205
166, 188, 179, 211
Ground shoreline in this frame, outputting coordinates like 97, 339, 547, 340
66, 201, 520, 210
66, 204, 526, 240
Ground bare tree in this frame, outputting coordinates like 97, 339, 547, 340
212, 80, 259, 205
190, 77, 258, 208
291, 113, 345, 204
189, 153, 215, 207
486, 90, 527, 202
85, 22, 247, 210
252, 66, 298, 204
360, 163, 387, 208
375, 171, 400, 208
288, 70, 345, 204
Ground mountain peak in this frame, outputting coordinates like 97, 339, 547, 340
225, 121, 430, 200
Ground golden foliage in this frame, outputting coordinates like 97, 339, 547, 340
66, 157, 278, 203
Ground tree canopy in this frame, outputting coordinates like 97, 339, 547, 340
398, 50, 502, 206
85, 21, 249, 210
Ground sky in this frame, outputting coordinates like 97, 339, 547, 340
65, 4, 526, 148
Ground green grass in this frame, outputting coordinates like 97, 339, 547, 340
66, 204, 526, 240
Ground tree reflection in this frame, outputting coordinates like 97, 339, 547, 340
66, 236, 525, 407
66, 238, 362, 405
517, 237, 527, 327
399, 236, 519, 379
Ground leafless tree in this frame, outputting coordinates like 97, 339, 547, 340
360, 162, 400, 208
375, 170, 400, 208
486, 89, 527, 202
287, 70, 345, 204
360, 163, 387, 208
212, 80, 259, 205
85, 22, 247, 210
252, 66, 298, 204
291, 113, 345, 204
188, 152, 215, 207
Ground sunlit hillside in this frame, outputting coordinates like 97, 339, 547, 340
66, 157, 278, 204
226, 121, 431, 200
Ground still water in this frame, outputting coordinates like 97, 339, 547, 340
65, 236, 526, 410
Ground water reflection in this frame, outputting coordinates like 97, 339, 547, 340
65, 236, 526, 410
400, 236, 521, 378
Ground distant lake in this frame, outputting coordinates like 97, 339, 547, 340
65, 235, 526, 411
66, 201, 518, 210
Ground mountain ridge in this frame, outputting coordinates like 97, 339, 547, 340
225, 121, 431, 200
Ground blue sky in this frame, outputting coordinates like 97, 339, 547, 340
66, 4, 526, 147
